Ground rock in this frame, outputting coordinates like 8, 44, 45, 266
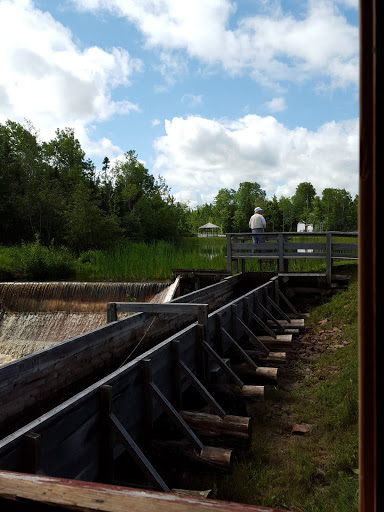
291, 423, 314, 435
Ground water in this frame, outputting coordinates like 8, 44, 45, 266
0, 281, 172, 363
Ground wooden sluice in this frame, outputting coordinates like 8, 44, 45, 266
0, 272, 305, 504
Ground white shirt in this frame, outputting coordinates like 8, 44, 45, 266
249, 213, 266, 229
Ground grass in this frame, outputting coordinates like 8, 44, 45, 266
183, 269, 358, 512
0, 236, 357, 282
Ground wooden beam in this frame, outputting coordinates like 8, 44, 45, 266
0, 470, 279, 512
237, 316, 270, 355
109, 413, 170, 493
180, 361, 226, 418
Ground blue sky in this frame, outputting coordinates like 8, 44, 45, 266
0, 0, 359, 207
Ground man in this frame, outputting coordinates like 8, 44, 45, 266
249, 207, 266, 252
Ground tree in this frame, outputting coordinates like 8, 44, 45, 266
278, 197, 295, 232
264, 195, 281, 231
321, 188, 356, 231
213, 188, 236, 233
292, 182, 317, 230
233, 182, 266, 232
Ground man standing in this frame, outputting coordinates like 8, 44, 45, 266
249, 207, 266, 252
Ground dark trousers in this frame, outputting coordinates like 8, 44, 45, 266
252, 228, 265, 253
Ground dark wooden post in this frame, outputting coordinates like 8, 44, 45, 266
142, 359, 154, 446
23, 433, 41, 475
326, 232, 332, 285
278, 233, 286, 272
226, 234, 232, 273
171, 341, 182, 411
99, 385, 114, 483
106, 303, 117, 323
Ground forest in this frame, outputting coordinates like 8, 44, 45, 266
0, 120, 358, 253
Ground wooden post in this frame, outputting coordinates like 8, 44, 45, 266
171, 341, 182, 411
142, 359, 154, 446
326, 232, 332, 285
195, 324, 207, 385
226, 234, 232, 273
23, 432, 41, 475
106, 303, 117, 323
278, 233, 286, 272
99, 385, 114, 484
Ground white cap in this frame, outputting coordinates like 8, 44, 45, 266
254, 207, 262, 212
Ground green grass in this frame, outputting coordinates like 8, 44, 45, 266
0, 236, 358, 282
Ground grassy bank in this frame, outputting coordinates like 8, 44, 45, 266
0, 237, 357, 282
187, 270, 359, 511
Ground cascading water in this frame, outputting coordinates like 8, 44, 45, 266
0, 281, 172, 364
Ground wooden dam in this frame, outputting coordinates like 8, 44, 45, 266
0, 232, 357, 511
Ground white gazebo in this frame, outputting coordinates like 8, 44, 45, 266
198, 222, 220, 237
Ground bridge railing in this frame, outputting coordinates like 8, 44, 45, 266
226, 231, 358, 283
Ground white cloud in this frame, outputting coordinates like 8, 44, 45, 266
0, 0, 141, 156
181, 94, 203, 108
153, 114, 359, 203
265, 97, 286, 113
72, 0, 358, 90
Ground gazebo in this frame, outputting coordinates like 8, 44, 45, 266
198, 222, 220, 237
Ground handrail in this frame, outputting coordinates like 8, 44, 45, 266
226, 231, 358, 284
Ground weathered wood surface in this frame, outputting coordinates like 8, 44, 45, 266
0, 272, 297, 495
0, 274, 244, 438
180, 411, 251, 440
0, 470, 288, 512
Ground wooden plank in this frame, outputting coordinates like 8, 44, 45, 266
0, 470, 279, 511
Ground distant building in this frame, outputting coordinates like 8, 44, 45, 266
198, 223, 220, 237
297, 222, 314, 232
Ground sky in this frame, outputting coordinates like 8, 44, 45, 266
0, 0, 359, 208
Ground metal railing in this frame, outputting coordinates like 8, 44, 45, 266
226, 231, 358, 283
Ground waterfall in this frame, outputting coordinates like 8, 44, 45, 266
0, 281, 171, 363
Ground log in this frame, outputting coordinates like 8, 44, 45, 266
150, 440, 233, 471
180, 411, 251, 441
256, 334, 292, 350
230, 364, 278, 383
245, 350, 286, 365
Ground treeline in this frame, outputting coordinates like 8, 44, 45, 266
0, 120, 190, 252
187, 181, 358, 234
1, 120, 358, 254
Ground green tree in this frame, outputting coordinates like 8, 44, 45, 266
213, 188, 236, 233
292, 182, 317, 230
233, 182, 266, 232
321, 188, 356, 231
278, 196, 296, 232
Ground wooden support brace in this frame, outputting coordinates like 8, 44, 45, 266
180, 361, 226, 418
221, 326, 258, 369
203, 341, 244, 388
278, 289, 300, 316
266, 295, 292, 323
150, 382, 204, 453
257, 302, 285, 333
247, 309, 276, 339
237, 317, 270, 355
109, 412, 170, 492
